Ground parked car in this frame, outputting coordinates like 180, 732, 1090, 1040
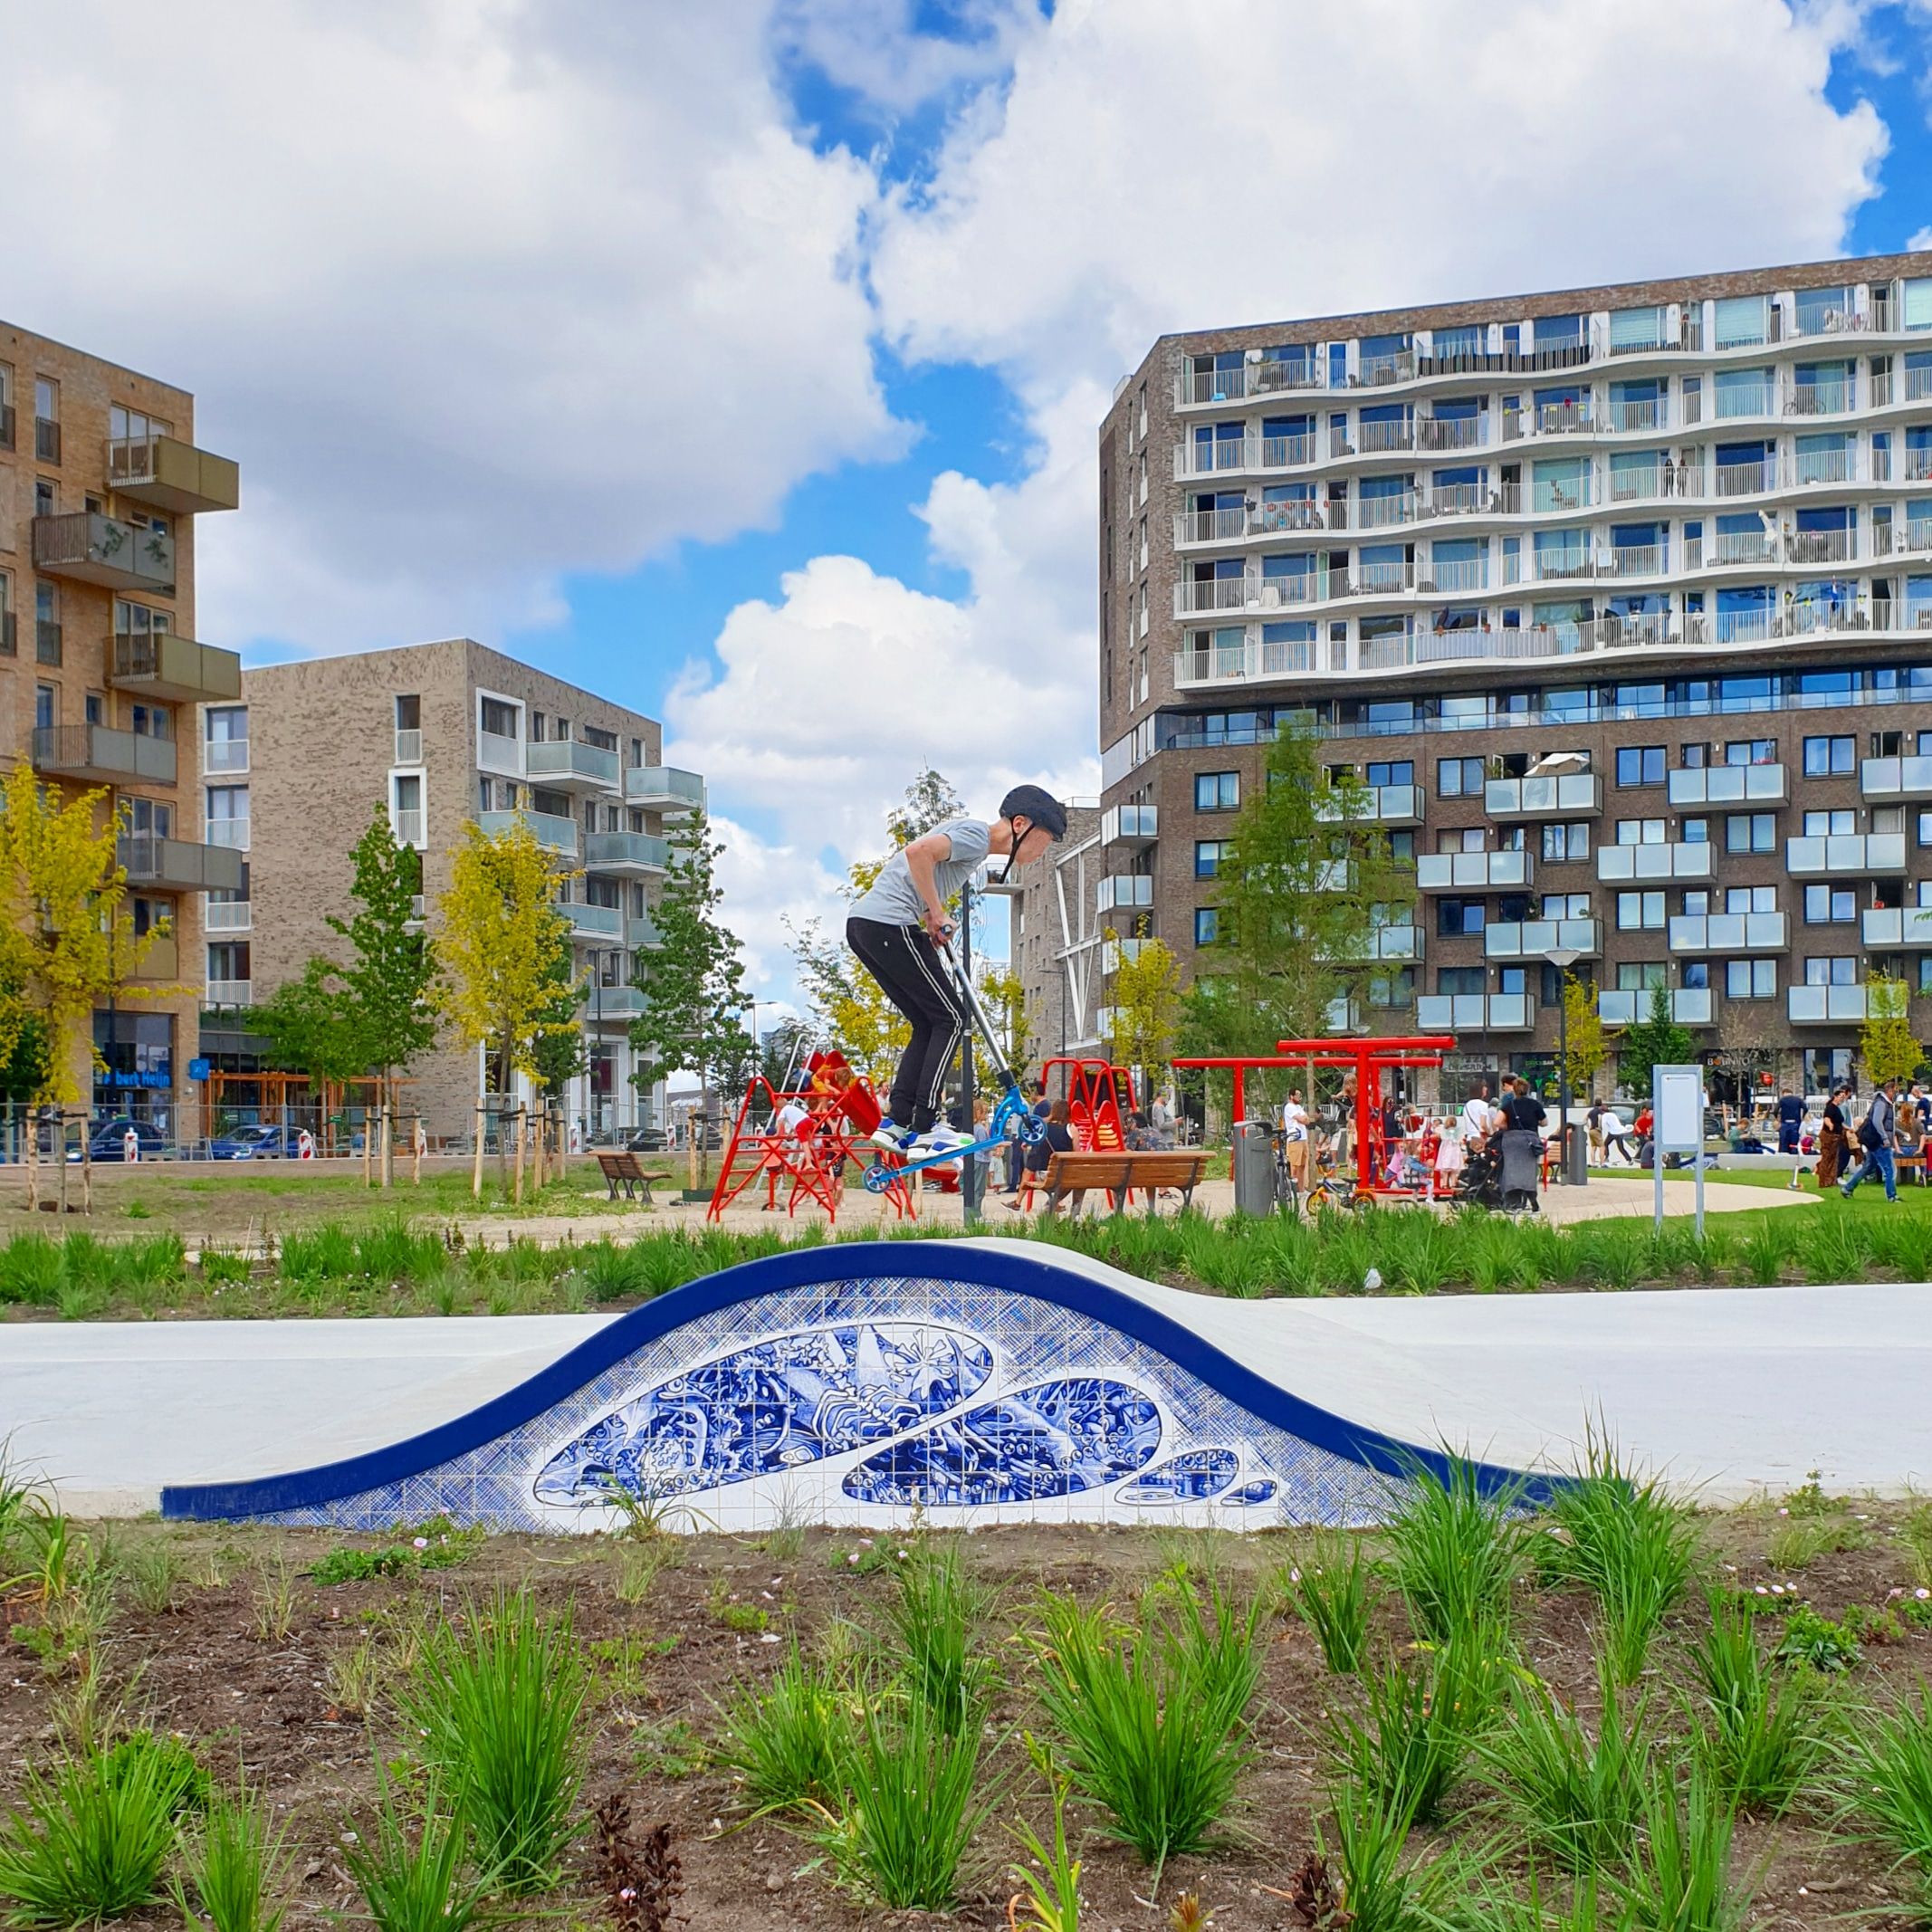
70, 1118, 168, 1162
586, 1125, 668, 1153
207, 1123, 304, 1161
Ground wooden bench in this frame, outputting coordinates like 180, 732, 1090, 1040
1035, 1149, 1210, 1216
596, 1151, 673, 1205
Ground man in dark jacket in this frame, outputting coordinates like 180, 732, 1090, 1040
1776, 1087, 1804, 1154
1841, 1079, 1901, 1203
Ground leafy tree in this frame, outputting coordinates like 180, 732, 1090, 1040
1615, 982, 1696, 1094
252, 958, 369, 1102
974, 962, 1029, 1085
627, 808, 751, 1172
1191, 721, 1416, 1047
436, 817, 579, 1105
1561, 971, 1609, 1101
1860, 969, 1926, 1088
531, 944, 588, 1104
0, 991, 50, 1107
1105, 933, 1181, 1086
887, 767, 968, 851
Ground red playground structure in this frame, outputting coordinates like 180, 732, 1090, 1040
1172, 1033, 1456, 1200
705, 1049, 913, 1224
1042, 1057, 1137, 1152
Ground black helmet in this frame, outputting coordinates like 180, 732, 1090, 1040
999, 784, 1068, 840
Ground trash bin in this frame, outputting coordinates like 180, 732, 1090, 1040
1232, 1118, 1276, 1216
1564, 1121, 1589, 1186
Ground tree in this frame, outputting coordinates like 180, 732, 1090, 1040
1106, 933, 1181, 1087
1192, 720, 1416, 1048
975, 963, 1030, 1084
252, 959, 370, 1108
887, 767, 967, 851
530, 945, 588, 1104
1615, 982, 1696, 1094
1561, 971, 1609, 1101
436, 817, 579, 1108
1860, 970, 1926, 1088
627, 808, 752, 1174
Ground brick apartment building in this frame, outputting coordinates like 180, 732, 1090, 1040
1, 320, 242, 1132
1066, 248, 1932, 1102
198, 640, 703, 1142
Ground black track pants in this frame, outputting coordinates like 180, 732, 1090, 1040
846, 916, 966, 1133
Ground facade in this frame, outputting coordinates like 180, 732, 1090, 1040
1014, 801, 1099, 1060
0, 320, 242, 1130
1097, 249, 1932, 1098
202, 640, 703, 1140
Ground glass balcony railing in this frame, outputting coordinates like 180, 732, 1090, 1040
527, 738, 620, 789
562, 900, 623, 939
624, 765, 706, 813
1784, 833, 1907, 875
1788, 984, 1871, 1023
478, 808, 579, 856
1415, 849, 1532, 892
1102, 803, 1158, 845
1414, 992, 1535, 1031
1667, 913, 1786, 953
1485, 774, 1601, 817
1597, 988, 1712, 1026
1860, 756, 1932, 799
1096, 875, 1153, 914
1665, 764, 1785, 807
1483, 916, 1601, 959
1596, 842, 1715, 882
582, 829, 671, 873
1314, 782, 1422, 825
1860, 905, 1932, 947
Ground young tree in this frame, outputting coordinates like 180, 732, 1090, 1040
627, 808, 752, 1178
1106, 933, 1182, 1090
1195, 720, 1416, 1047
887, 767, 968, 850
252, 958, 372, 1142
1860, 970, 1926, 1088
436, 818, 579, 1158
975, 962, 1030, 1084
1615, 982, 1696, 1094
1561, 971, 1610, 1101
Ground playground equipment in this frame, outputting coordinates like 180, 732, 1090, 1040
1042, 1057, 1136, 1151
861, 930, 1047, 1194
1173, 1033, 1456, 1200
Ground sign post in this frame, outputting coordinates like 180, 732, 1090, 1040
1652, 1061, 1707, 1237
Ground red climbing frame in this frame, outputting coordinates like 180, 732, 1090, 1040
1172, 1034, 1455, 1199
705, 1051, 914, 1224
1042, 1056, 1138, 1152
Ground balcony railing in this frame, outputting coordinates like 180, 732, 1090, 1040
204, 900, 253, 933
1666, 763, 1785, 806
1862, 905, 1932, 947
1172, 434, 1315, 479
393, 808, 425, 846
205, 818, 250, 850
394, 728, 423, 765
563, 900, 624, 939
1607, 397, 1667, 432
1415, 849, 1532, 892
1353, 418, 1414, 454
627, 913, 665, 950
1597, 987, 1712, 1025
1313, 782, 1422, 825
1713, 531, 1777, 566
478, 808, 579, 856
1596, 842, 1715, 882
1788, 983, 1871, 1023
112, 632, 244, 703
1418, 414, 1484, 451
477, 727, 522, 777
1485, 774, 1601, 817
106, 434, 240, 514
33, 512, 176, 593
1102, 803, 1159, 846
1427, 556, 1489, 592
1096, 875, 1153, 914
204, 736, 249, 775
1484, 916, 1602, 959
1788, 528, 1854, 566
1357, 923, 1423, 961
625, 766, 706, 813
32, 723, 177, 787
117, 834, 246, 894
527, 737, 620, 789
1859, 756, 1932, 799
1415, 992, 1535, 1031
583, 985, 647, 1023
1667, 912, 1786, 953
1785, 381, 1852, 416
1173, 637, 1321, 687
582, 829, 669, 873
206, 980, 253, 1009
1790, 302, 1863, 339
1609, 542, 1666, 577
1784, 832, 1908, 875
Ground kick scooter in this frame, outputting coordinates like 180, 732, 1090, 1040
860, 926, 1047, 1193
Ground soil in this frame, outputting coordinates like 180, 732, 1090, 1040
4, 1507, 1929, 1931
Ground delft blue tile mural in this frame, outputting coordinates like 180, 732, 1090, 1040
160, 1242, 1550, 1535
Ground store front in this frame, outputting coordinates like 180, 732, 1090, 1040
92, 1009, 175, 1133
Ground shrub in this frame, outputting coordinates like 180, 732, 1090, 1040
401, 1592, 589, 1894
1685, 1595, 1819, 1815
714, 1640, 851, 1815
1831, 1686, 1932, 1887
1312, 1783, 1489, 1932
1765, 1515, 1867, 1570
174, 1776, 294, 1932
882, 1542, 995, 1735
0, 1748, 179, 1927
1611, 1766, 1755, 1932
1033, 1581, 1259, 1885
103, 1729, 209, 1818
342, 1782, 489, 1932
1277, 1532, 1373, 1675
1382, 1451, 1528, 1645
1774, 1605, 1862, 1674
0, 1236, 63, 1307
578, 1240, 646, 1303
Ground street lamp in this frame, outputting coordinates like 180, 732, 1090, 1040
1545, 942, 1583, 1186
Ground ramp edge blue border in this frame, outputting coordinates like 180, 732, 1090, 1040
160, 1240, 1554, 1521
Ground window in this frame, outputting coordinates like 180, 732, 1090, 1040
1617, 961, 1666, 991
1436, 897, 1486, 937
1724, 739, 1777, 766
1726, 885, 1777, 913
396, 693, 421, 730
129, 703, 169, 741
1437, 756, 1484, 797
1437, 967, 1485, 996
1616, 744, 1665, 787
1803, 955, 1860, 986
479, 696, 519, 739
34, 582, 59, 666
1802, 808, 1855, 837
204, 705, 247, 773
1617, 892, 1665, 930
1439, 827, 1487, 854
206, 942, 250, 988
1195, 770, 1239, 811
0, 570, 10, 656
1681, 818, 1708, 843
1365, 759, 1414, 786
1194, 839, 1227, 878
1615, 818, 1667, 846
1387, 829, 1415, 863
1726, 960, 1777, 999
33, 684, 55, 732
108, 404, 170, 448
1542, 823, 1589, 861
1804, 885, 1855, 923
1725, 812, 1776, 854
1803, 734, 1855, 777
582, 724, 617, 752
1194, 907, 1220, 946
205, 785, 249, 850
33, 377, 57, 463
125, 797, 171, 838
392, 773, 424, 846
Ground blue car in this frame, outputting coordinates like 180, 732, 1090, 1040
207, 1123, 303, 1161
72, 1118, 169, 1162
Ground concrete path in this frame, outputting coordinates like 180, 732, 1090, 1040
2, 1256, 1918, 1517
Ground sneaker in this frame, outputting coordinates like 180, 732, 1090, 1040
1839, 1183, 1853, 1200
869, 1120, 913, 1153
917, 1124, 972, 1155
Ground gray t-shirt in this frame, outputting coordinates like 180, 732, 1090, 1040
848, 817, 993, 928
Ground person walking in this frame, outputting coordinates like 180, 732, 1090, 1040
1841, 1077, 1901, 1203
1815, 1083, 1850, 1190
1776, 1086, 1803, 1155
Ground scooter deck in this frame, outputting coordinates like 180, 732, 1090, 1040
861, 1088, 1043, 1192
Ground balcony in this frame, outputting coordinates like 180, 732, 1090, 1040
583, 829, 670, 874
477, 726, 523, 778
117, 834, 245, 894
625, 765, 705, 815
128, 934, 179, 983
1666, 763, 1785, 807
1314, 781, 1424, 827
1415, 992, 1535, 1031
1862, 905, 1932, 947
583, 984, 646, 1024
1860, 756, 1932, 800
204, 900, 253, 933
1784, 833, 1907, 875
112, 632, 243, 703
1485, 773, 1602, 818
626, 913, 665, 950
526, 737, 620, 792
1101, 936, 1149, 975
1416, 849, 1532, 892
33, 512, 176, 594
106, 435, 240, 515
1484, 917, 1601, 960
1788, 984, 1872, 1024
1174, 636, 1321, 687
478, 808, 579, 856
31, 723, 177, 787
205, 817, 249, 851
562, 900, 623, 940
1597, 988, 1712, 1026
1102, 803, 1158, 847
205, 979, 252, 1009
1096, 875, 1153, 915
1358, 923, 1424, 962
1596, 842, 1715, 883
1668, 912, 1787, 953
204, 735, 249, 775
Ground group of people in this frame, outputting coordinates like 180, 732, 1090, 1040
1812, 1077, 1929, 1203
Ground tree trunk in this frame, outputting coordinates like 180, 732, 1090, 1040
80, 1112, 91, 1216
531, 1101, 547, 1191
24, 1108, 38, 1215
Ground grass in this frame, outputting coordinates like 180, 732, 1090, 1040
714, 1639, 851, 1816
1685, 1594, 1820, 1815
1831, 1685, 1932, 1897
0, 1747, 180, 1927
1277, 1531, 1373, 1674
174, 1776, 293, 1932
1031, 1578, 1260, 1887
341, 1781, 490, 1932
881, 1541, 995, 1734
1381, 1451, 1529, 1645
1611, 1766, 1755, 1932
1314, 1783, 1489, 1932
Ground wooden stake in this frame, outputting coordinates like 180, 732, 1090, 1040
472, 1099, 486, 1200
80, 1111, 92, 1217
531, 1102, 546, 1192
24, 1108, 38, 1215
379, 1091, 394, 1190
512, 1102, 527, 1205
361, 1109, 372, 1188
411, 1113, 425, 1186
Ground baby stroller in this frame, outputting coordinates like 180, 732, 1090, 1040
1457, 1139, 1504, 1210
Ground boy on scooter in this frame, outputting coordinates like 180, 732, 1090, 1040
847, 784, 1067, 1155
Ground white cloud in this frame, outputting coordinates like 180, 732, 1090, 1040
0, 0, 898, 650
773, 0, 1043, 119
706, 815, 848, 994
1912, 225, 1932, 249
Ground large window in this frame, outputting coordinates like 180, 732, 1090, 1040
1437, 756, 1484, 797
1802, 734, 1855, 777
1803, 885, 1855, 924
1804, 955, 1860, 986
1726, 960, 1776, 999
1615, 818, 1666, 845
1193, 907, 1220, 947
1616, 745, 1665, 788
1436, 897, 1486, 937
1725, 812, 1776, 854
1542, 823, 1589, 862
1194, 770, 1239, 811
479, 696, 519, 739
1803, 808, 1855, 837
206, 785, 249, 850
1617, 891, 1665, 931
205, 705, 247, 774
1194, 840, 1227, 878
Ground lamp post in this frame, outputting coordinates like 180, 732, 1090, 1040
1545, 942, 1583, 1186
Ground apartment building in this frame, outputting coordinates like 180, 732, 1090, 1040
1088, 249, 1932, 1099
1012, 801, 1099, 1060
0, 320, 242, 1128
200, 640, 703, 1139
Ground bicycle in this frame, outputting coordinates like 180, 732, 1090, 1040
1272, 1131, 1365, 1218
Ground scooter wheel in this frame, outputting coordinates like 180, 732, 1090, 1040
1017, 1113, 1048, 1145
861, 1163, 894, 1195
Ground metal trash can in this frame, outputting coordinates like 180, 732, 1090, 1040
1232, 1118, 1276, 1216
1564, 1122, 1589, 1186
